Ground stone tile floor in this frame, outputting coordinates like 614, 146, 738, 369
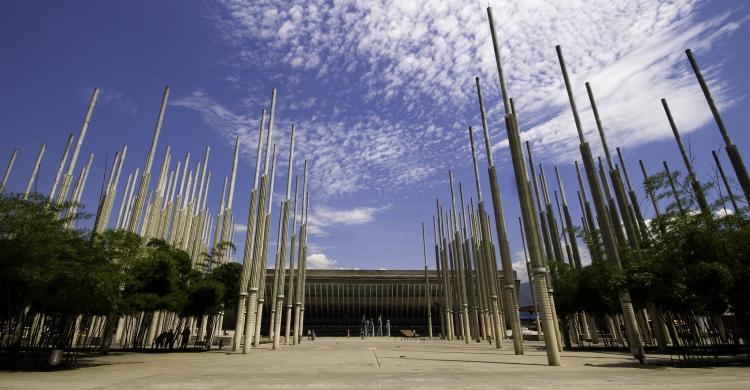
2, 338, 749, 389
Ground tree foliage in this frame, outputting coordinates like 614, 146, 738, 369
553, 167, 750, 328
0, 193, 240, 322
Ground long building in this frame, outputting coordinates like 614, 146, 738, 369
224, 269, 518, 337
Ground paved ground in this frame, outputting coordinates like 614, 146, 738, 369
2, 338, 749, 389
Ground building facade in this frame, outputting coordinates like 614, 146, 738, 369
224, 269, 517, 337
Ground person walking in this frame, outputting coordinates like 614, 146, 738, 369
166, 330, 175, 350
180, 326, 191, 350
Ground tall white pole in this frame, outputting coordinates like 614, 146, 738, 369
127, 86, 169, 232
56, 88, 100, 205
0, 149, 18, 194
24, 144, 46, 197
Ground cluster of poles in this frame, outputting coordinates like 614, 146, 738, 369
418, 7, 749, 367
1, 87, 315, 355
229, 89, 313, 353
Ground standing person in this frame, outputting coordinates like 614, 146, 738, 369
155, 332, 167, 349
166, 330, 175, 350
312, 330, 316, 341
180, 326, 191, 350
347, 329, 350, 338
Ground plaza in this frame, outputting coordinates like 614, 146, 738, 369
2, 338, 749, 389
3, 1, 750, 387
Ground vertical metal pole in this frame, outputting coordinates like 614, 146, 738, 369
557, 45, 644, 363
554, 167, 582, 269
1, 149, 18, 194
663, 161, 685, 215
24, 144, 46, 197
127, 86, 169, 232
686, 49, 750, 204
433, 216, 446, 339
485, 7, 559, 363
272, 124, 296, 350
50, 134, 74, 201
712, 150, 740, 213
459, 184, 480, 341
294, 162, 308, 345
662, 98, 710, 216
56, 88, 100, 205
284, 176, 299, 345
448, 172, 471, 343
422, 223, 433, 339
616, 148, 650, 239
527, 143, 555, 265
639, 160, 663, 219
233, 109, 266, 352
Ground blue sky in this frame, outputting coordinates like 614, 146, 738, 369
1, 0, 749, 277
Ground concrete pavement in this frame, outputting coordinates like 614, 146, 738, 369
2, 338, 749, 389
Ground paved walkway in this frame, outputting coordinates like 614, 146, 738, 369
2, 338, 749, 389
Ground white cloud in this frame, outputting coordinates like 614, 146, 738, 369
512, 250, 529, 283
306, 252, 337, 269
233, 223, 247, 233
307, 205, 385, 236
173, 92, 441, 198
212, 0, 743, 166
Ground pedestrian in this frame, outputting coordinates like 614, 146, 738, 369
312, 330, 316, 341
180, 326, 190, 350
166, 330, 175, 350
347, 329, 350, 338
155, 331, 167, 349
